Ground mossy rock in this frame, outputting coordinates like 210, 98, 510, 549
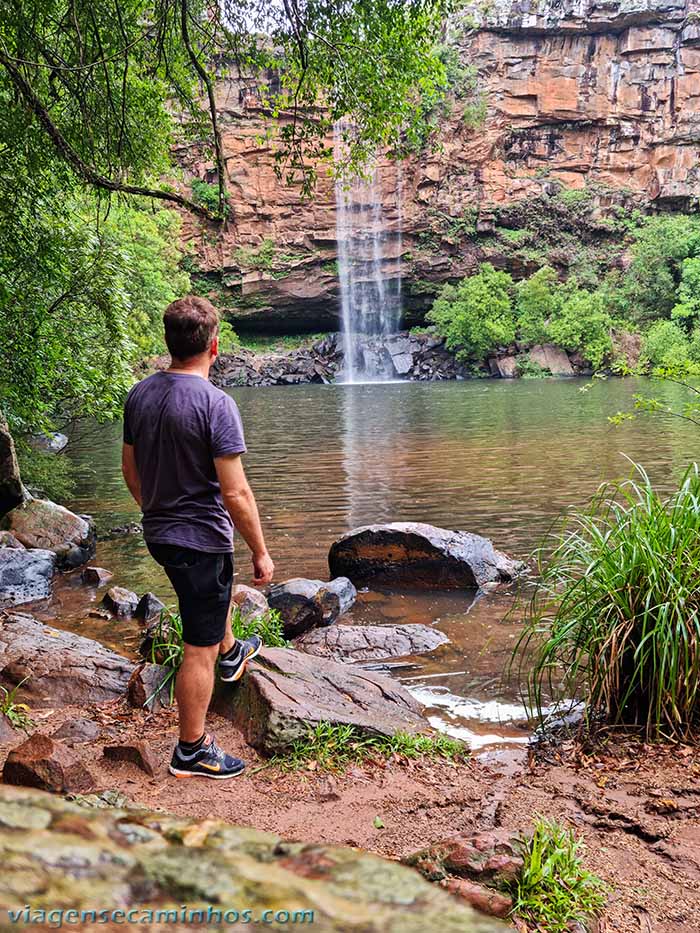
0, 786, 503, 931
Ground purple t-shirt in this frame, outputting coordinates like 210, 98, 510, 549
123, 372, 246, 553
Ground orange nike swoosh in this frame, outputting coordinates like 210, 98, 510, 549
200, 762, 221, 772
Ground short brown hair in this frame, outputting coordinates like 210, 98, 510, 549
163, 296, 220, 360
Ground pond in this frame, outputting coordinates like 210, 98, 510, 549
36, 376, 699, 750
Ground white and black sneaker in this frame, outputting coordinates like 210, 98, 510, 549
218, 635, 263, 683
169, 734, 245, 780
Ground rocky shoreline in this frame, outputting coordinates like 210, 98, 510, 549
209, 331, 595, 389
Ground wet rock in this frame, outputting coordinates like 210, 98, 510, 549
329, 522, 524, 589
27, 432, 68, 454
296, 623, 449, 662
0, 547, 56, 606
103, 741, 159, 778
52, 718, 100, 746
444, 878, 513, 919
104, 521, 142, 538
0, 530, 24, 549
134, 592, 166, 622
488, 355, 517, 378
405, 829, 525, 887
102, 585, 139, 618
4, 497, 96, 569
3, 734, 95, 793
267, 577, 357, 637
127, 662, 172, 712
233, 583, 270, 621
224, 646, 428, 755
527, 343, 575, 376
0, 785, 501, 931
0, 712, 18, 742
0, 612, 135, 705
80, 566, 113, 586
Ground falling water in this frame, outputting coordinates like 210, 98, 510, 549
334, 126, 403, 383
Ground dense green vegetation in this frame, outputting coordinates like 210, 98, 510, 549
427, 213, 700, 373
515, 463, 700, 741
0, 0, 449, 451
508, 818, 607, 932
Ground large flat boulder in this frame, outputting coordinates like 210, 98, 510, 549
0, 548, 56, 606
0, 785, 501, 931
224, 647, 428, 755
0, 612, 135, 705
329, 522, 523, 589
4, 497, 96, 569
527, 344, 574, 376
267, 577, 357, 637
296, 623, 449, 663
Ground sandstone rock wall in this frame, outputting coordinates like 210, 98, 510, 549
181, 0, 700, 331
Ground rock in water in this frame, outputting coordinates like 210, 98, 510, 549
0, 785, 502, 931
80, 566, 113, 586
527, 343, 575, 376
0, 548, 56, 606
3, 735, 95, 793
4, 498, 96, 569
329, 522, 523, 589
102, 586, 139, 618
224, 646, 427, 755
267, 577, 357, 637
134, 591, 165, 622
0, 612, 135, 705
296, 623, 449, 662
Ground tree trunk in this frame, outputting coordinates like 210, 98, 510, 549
0, 412, 24, 517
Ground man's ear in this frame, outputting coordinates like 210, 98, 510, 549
211, 333, 219, 359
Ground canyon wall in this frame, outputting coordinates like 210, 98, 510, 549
179, 0, 700, 332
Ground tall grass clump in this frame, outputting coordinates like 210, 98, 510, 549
230, 606, 288, 647
514, 462, 700, 740
508, 818, 607, 932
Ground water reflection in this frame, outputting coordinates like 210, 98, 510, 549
47, 377, 700, 748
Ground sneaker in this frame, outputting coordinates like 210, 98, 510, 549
218, 634, 263, 683
169, 735, 245, 779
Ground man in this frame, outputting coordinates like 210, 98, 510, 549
121, 296, 274, 779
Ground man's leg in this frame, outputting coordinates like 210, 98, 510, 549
176, 642, 220, 743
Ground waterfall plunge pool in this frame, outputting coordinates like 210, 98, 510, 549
32, 376, 699, 750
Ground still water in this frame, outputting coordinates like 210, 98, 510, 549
43, 377, 698, 748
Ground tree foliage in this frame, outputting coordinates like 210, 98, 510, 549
0, 0, 451, 437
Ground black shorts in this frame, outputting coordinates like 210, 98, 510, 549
147, 543, 234, 647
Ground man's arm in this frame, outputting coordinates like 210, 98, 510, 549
121, 443, 142, 507
215, 453, 274, 586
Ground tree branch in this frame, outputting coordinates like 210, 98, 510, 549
0, 50, 220, 222
179, 0, 228, 219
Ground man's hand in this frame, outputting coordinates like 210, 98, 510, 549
252, 550, 274, 586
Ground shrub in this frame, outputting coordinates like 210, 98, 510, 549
508, 817, 607, 932
514, 463, 700, 740
671, 256, 700, 330
547, 287, 612, 369
15, 444, 75, 503
641, 320, 692, 371
147, 609, 184, 702
516, 265, 561, 345
218, 320, 240, 352
427, 263, 515, 360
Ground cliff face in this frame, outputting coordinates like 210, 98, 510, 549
181, 0, 700, 332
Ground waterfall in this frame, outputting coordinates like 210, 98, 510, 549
334, 126, 403, 383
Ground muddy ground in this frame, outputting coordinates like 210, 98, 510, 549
3, 701, 699, 932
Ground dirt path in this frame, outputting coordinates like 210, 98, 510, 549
4, 702, 700, 932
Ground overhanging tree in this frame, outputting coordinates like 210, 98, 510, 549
0, 0, 450, 446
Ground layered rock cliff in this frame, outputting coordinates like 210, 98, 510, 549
179, 0, 700, 332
